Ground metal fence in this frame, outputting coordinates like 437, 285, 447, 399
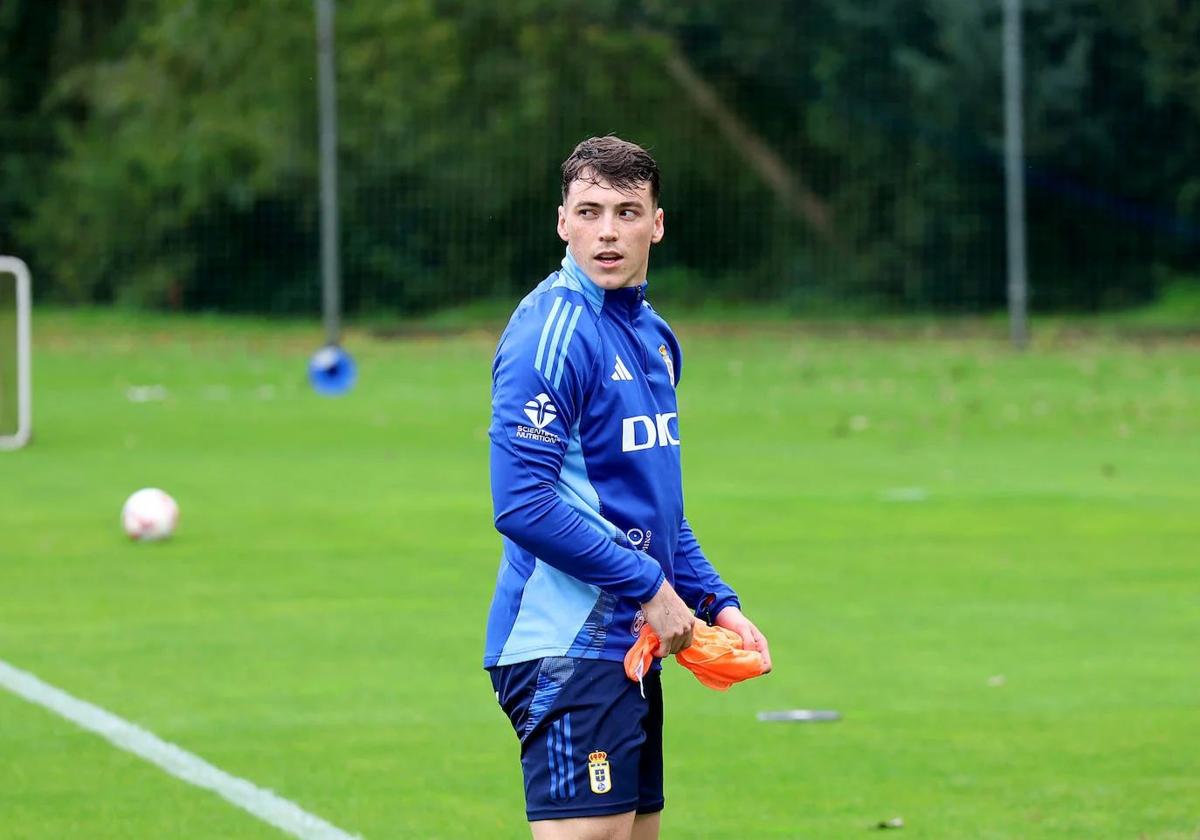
1, 1, 1196, 317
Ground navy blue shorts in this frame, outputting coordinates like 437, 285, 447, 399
489, 657, 664, 822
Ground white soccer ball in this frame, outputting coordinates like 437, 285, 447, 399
121, 488, 179, 542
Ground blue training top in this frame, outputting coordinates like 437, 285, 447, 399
484, 250, 739, 668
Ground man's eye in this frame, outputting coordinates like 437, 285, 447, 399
620, 210, 638, 219
579, 209, 597, 218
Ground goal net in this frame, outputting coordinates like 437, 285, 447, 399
0, 257, 31, 450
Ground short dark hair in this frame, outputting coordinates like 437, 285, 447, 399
561, 136, 660, 205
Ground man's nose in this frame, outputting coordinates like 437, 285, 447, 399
599, 213, 618, 241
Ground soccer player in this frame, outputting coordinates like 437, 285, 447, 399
485, 135, 772, 840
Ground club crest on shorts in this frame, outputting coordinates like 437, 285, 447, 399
658, 345, 675, 387
588, 751, 612, 794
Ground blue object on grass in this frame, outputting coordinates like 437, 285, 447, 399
308, 345, 357, 396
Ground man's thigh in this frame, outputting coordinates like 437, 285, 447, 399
530, 810, 636, 840
490, 658, 663, 823
528, 811, 660, 840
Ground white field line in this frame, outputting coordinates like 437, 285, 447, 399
0, 658, 362, 840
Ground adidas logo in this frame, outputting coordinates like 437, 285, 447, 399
611, 355, 634, 382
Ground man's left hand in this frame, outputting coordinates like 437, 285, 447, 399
715, 606, 773, 673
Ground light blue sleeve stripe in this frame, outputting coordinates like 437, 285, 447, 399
540, 302, 573, 379
533, 296, 564, 374
551, 304, 584, 388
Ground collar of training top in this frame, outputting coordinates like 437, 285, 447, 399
560, 248, 647, 317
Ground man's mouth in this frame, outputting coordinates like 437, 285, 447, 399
594, 251, 623, 268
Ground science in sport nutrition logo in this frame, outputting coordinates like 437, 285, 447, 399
523, 393, 557, 429
516, 393, 562, 444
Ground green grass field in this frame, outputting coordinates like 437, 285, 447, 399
2, 309, 1198, 839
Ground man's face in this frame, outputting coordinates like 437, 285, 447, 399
557, 173, 664, 290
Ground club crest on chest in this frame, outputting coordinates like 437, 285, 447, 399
658, 345, 675, 387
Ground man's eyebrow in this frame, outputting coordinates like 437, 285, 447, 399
573, 199, 647, 209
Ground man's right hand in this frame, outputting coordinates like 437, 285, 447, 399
640, 580, 694, 657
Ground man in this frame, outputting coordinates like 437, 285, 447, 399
485, 135, 772, 840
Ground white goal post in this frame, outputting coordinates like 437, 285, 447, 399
0, 256, 31, 450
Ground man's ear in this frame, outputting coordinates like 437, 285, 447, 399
557, 206, 569, 243
651, 207, 665, 244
